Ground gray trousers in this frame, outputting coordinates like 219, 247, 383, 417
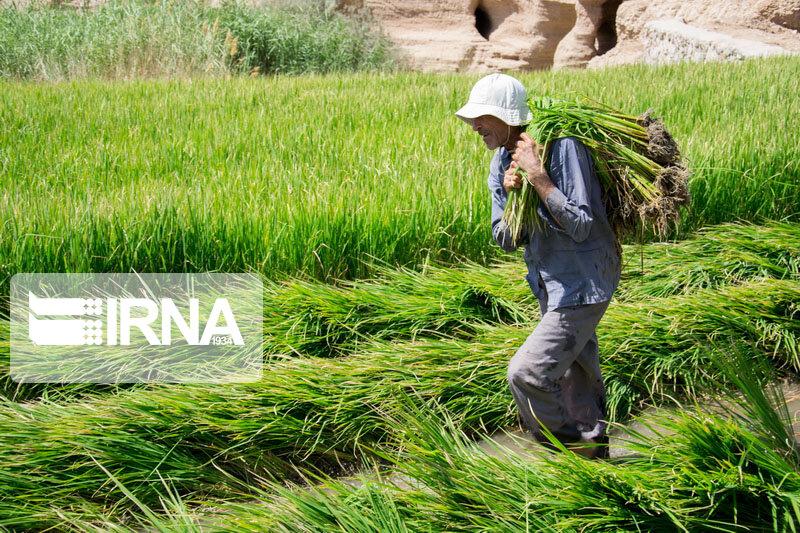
507, 289, 610, 443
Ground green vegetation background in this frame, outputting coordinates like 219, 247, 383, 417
1, 57, 799, 285
2, 1, 800, 530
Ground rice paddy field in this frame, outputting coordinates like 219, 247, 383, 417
2, 2, 800, 528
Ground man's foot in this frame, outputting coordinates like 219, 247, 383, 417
567, 434, 609, 460
528, 432, 609, 460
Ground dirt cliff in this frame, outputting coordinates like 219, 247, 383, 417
346, 0, 800, 70
590, 0, 800, 68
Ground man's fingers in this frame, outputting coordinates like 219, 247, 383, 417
503, 171, 523, 191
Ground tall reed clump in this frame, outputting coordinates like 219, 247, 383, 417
503, 96, 690, 243
0, 0, 399, 81
212, 0, 398, 75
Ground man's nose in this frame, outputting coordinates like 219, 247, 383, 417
471, 120, 480, 131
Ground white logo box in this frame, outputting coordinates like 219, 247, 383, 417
11, 273, 263, 383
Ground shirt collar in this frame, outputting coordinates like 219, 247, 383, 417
498, 146, 513, 171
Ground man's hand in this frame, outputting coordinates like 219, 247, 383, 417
512, 132, 555, 199
512, 132, 547, 177
503, 161, 523, 194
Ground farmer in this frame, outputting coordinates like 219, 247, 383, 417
455, 73, 621, 459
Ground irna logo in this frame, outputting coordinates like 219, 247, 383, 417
27, 293, 243, 346
11, 273, 263, 384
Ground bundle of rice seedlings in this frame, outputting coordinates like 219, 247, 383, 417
503, 96, 691, 241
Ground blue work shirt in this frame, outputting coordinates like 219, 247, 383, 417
489, 136, 621, 313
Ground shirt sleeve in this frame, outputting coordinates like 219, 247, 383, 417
488, 152, 527, 252
542, 137, 596, 243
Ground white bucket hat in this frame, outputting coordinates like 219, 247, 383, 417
455, 73, 532, 127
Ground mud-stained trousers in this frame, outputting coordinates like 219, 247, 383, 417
507, 284, 610, 444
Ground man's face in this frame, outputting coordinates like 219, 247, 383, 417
471, 114, 510, 150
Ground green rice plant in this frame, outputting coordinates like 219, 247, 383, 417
705, 343, 800, 470
503, 96, 690, 242
26, 471, 206, 533
600, 278, 800, 420
0, 72, 492, 286
460, 220, 800, 310
1, 59, 799, 288
263, 259, 528, 357
0, 278, 797, 528
369, 399, 694, 532
621, 408, 800, 532
217, 475, 420, 533
261, 221, 800, 359
617, 220, 800, 301
47, 357, 800, 528
202, 391, 800, 532
2, 222, 798, 406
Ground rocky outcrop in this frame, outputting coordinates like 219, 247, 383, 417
641, 19, 793, 64
552, 1, 604, 68
756, 0, 800, 31
590, 0, 800, 68
347, 0, 582, 71
350, 0, 800, 71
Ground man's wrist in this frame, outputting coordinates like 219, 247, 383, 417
527, 170, 556, 199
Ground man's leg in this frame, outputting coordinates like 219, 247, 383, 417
559, 332, 609, 458
561, 332, 607, 440
507, 301, 610, 446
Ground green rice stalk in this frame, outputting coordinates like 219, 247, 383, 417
0, 279, 797, 528
204, 393, 800, 532
705, 343, 800, 469
2, 222, 799, 405
503, 95, 691, 241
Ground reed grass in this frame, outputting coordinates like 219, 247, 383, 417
0, 0, 398, 80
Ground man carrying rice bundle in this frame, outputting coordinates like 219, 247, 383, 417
456, 73, 622, 459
